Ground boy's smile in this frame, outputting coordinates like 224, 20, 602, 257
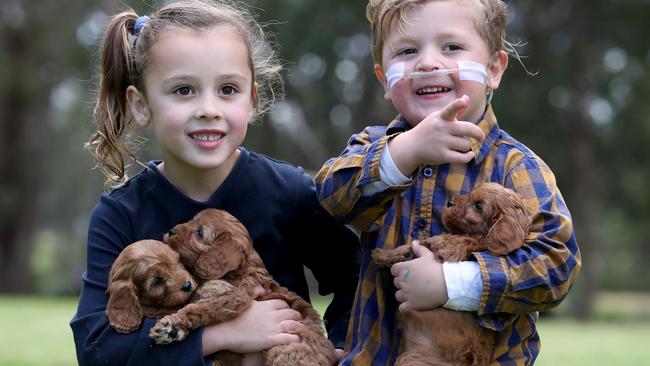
377, 0, 507, 126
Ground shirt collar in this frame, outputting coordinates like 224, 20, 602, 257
471, 104, 500, 164
384, 105, 500, 165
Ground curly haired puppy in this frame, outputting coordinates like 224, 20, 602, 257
372, 183, 532, 366
149, 208, 338, 366
106, 240, 197, 333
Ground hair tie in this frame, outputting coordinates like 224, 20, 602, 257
133, 15, 150, 35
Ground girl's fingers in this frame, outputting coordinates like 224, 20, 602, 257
266, 299, 290, 310
276, 308, 303, 321
279, 319, 305, 333
270, 333, 301, 345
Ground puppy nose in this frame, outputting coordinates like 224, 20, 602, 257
446, 199, 456, 208
181, 281, 193, 292
167, 228, 176, 236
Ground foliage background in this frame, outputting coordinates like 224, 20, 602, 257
1, 0, 650, 324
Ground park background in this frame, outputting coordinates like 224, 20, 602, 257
1, 0, 649, 364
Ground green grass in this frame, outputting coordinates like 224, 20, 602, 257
1, 294, 649, 366
536, 319, 650, 366
0, 296, 78, 366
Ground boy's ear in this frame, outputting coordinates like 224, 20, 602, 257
126, 85, 151, 127
486, 50, 509, 91
374, 64, 391, 101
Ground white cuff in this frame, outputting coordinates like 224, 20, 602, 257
442, 261, 482, 311
361, 145, 411, 196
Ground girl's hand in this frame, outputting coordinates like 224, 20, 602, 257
390, 240, 448, 311
202, 299, 303, 355
388, 95, 485, 176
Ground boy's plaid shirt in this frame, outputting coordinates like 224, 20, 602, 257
315, 106, 581, 366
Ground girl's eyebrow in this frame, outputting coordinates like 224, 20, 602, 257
218, 73, 249, 82
161, 75, 195, 87
161, 73, 249, 86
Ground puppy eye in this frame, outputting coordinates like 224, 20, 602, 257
152, 276, 165, 286
196, 228, 204, 240
473, 202, 483, 212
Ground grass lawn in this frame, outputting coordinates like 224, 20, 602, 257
1, 293, 649, 366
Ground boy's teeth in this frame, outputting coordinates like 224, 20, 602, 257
417, 87, 450, 95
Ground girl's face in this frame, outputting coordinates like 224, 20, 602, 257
128, 26, 254, 176
377, 0, 507, 126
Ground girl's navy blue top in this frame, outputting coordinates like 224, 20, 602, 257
71, 148, 360, 365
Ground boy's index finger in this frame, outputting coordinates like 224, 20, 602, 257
439, 95, 470, 121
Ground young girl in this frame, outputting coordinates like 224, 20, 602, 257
70, 1, 359, 365
315, 0, 581, 365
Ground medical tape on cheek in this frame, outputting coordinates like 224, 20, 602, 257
456, 60, 487, 84
386, 62, 406, 90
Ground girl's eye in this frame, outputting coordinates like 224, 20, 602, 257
174, 86, 194, 96
219, 85, 238, 96
473, 202, 483, 213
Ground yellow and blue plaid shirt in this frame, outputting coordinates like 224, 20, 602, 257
315, 106, 581, 366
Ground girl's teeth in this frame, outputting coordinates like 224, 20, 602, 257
192, 134, 222, 141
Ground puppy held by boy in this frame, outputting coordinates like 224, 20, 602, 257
372, 183, 532, 366
150, 208, 338, 366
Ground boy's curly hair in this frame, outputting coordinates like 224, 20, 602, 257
366, 0, 509, 65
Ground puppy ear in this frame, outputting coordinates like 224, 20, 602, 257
484, 195, 531, 255
106, 280, 143, 333
195, 233, 245, 279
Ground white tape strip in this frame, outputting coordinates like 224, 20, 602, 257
457, 60, 487, 84
385, 60, 487, 89
386, 62, 405, 90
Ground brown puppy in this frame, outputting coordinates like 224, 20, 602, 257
150, 208, 338, 366
371, 183, 531, 366
106, 239, 197, 333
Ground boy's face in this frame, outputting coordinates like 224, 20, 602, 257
376, 0, 507, 126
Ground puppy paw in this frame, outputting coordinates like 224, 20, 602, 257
371, 246, 412, 267
149, 318, 187, 344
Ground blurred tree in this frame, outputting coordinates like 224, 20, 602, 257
494, 0, 650, 318
1, 0, 649, 324
0, 0, 97, 292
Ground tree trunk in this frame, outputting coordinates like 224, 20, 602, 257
0, 19, 51, 293
567, 108, 597, 319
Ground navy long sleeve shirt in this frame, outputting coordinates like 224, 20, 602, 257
71, 148, 360, 365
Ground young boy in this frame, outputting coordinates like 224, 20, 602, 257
315, 0, 581, 365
